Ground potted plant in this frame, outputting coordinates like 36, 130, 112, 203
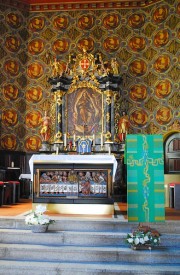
126, 224, 161, 250
25, 204, 55, 233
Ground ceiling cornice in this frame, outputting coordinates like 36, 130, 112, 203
0, 0, 164, 12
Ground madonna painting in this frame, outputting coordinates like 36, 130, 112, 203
66, 86, 102, 135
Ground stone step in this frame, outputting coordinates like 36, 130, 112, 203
0, 260, 180, 275
0, 229, 179, 248
0, 243, 179, 264
0, 218, 180, 234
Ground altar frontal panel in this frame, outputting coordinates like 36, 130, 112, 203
126, 134, 165, 222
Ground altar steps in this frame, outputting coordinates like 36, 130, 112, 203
0, 219, 180, 274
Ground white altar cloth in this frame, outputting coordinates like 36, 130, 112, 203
29, 154, 117, 181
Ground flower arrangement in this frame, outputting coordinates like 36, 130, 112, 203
126, 225, 160, 249
25, 204, 55, 226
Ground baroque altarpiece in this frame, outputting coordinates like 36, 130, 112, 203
31, 49, 124, 214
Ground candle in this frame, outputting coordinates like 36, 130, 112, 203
108, 145, 111, 155
64, 133, 67, 147
101, 133, 103, 147
11, 162, 14, 168
73, 134, 76, 146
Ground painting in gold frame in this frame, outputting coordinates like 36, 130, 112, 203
65, 81, 104, 136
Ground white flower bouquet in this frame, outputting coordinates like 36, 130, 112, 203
126, 225, 160, 248
25, 204, 55, 226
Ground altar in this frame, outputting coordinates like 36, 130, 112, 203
29, 154, 117, 215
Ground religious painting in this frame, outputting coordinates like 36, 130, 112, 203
37, 169, 108, 198
28, 16, 45, 32
66, 84, 103, 136
53, 15, 69, 30
78, 14, 94, 30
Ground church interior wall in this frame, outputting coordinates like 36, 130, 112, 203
0, 1, 179, 152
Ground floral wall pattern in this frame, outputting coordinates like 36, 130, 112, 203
0, 0, 179, 151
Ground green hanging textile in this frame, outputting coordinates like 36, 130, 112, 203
126, 134, 165, 222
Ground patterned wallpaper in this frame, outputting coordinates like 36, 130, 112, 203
0, 0, 179, 152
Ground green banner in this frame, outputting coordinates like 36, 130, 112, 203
126, 134, 165, 222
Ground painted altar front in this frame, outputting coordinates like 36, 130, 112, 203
29, 154, 117, 215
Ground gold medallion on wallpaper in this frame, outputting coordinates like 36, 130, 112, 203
4, 59, 20, 77
24, 135, 41, 151
1, 134, 17, 150
53, 14, 69, 30
27, 62, 44, 79
129, 84, 148, 102
130, 109, 149, 127
28, 39, 45, 55
3, 84, 19, 101
103, 36, 120, 52
154, 29, 169, 48
102, 13, 119, 30
6, 12, 22, 29
178, 2, 180, 14
78, 14, 95, 30
156, 106, 173, 125
128, 13, 145, 29
77, 37, 94, 53
152, 5, 169, 24
129, 59, 147, 77
5, 35, 21, 53
26, 86, 43, 103
128, 36, 146, 52
25, 110, 42, 129
155, 79, 172, 99
2, 108, 18, 126
28, 16, 45, 32
52, 38, 69, 54
154, 54, 170, 73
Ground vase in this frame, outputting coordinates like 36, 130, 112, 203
31, 224, 48, 233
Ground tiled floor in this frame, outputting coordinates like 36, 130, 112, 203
0, 199, 180, 220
